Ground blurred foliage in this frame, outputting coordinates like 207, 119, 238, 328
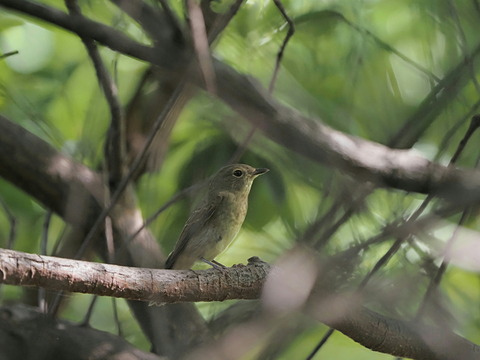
1, 0, 480, 358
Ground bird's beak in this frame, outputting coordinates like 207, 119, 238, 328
252, 168, 269, 177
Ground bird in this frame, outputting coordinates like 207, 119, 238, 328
164, 164, 269, 270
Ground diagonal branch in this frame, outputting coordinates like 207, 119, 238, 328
0, 0, 169, 66
213, 60, 480, 200
111, 0, 183, 46
0, 115, 103, 223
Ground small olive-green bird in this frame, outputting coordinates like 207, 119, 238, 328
165, 164, 269, 270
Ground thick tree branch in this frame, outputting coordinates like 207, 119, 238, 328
2, 1, 480, 200
0, 305, 163, 360
0, 249, 267, 303
318, 299, 480, 360
0, 115, 103, 224
0, 0, 173, 66
1, 248, 479, 360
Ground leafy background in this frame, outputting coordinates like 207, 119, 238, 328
2, 0, 480, 358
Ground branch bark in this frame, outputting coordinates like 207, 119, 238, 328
0, 304, 164, 360
1, 248, 479, 360
0, 249, 267, 303
0, 115, 103, 224
318, 299, 480, 360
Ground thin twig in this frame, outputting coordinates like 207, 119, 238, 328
448, 0, 480, 93
227, 126, 257, 164
305, 328, 335, 360
311, 184, 375, 249
50, 224, 68, 257
156, 0, 184, 38
207, 0, 244, 43
80, 296, 99, 326
0, 50, 19, 59
450, 115, 480, 164
105, 215, 116, 263
0, 197, 16, 298
335, 13, 440, 82
269, 0, 295, 94
38, 211, 52, 313
414, 208, 470, 322
112, 298, 124, 337
0, 198, 16, 249
126, 181, 204, 243
40, 211, 52, 256
435, 99, 480, 163
187, 0, 217, 94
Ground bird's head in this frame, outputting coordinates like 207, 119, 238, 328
208, 164, 269, 197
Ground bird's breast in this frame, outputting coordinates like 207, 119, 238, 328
203, 194, 248, 259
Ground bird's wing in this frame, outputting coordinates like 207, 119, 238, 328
165, 195, 223, 269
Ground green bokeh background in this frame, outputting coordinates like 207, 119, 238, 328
2, 1, 480, 358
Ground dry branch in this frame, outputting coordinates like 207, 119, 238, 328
0, 249, 267, 303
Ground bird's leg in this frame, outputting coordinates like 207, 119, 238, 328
212, 259, 228, 268
201, 257, 227, 270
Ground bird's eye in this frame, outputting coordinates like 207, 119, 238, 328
233, 169, 243, 177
